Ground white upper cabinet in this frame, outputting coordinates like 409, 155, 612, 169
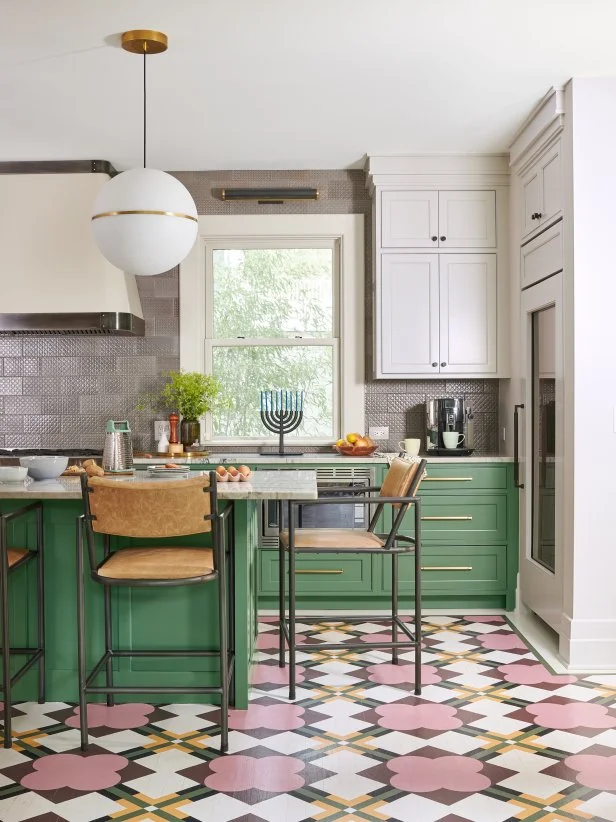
439, 254, 497, 373
380, 254, 439, 374
381, 189, 495, 249
521, 141, 562, 239
367, 154, 509, 378
379, 253, 496, 377
438, 191, 496, 248
381, 191, 438, 247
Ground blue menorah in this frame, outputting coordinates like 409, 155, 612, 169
260, 390, 304, 455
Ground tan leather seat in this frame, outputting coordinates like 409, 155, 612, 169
280, 528, 384, 550
7, 548, 29, 568
96, 547, 215, 580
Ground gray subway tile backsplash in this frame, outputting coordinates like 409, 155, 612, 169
0, 170, 501, 454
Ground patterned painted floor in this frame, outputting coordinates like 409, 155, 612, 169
1, 616, 616, 822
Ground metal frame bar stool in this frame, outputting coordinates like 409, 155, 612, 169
0, 501, 45, 748
78, 472, 233, 753
279, 458, 426, 700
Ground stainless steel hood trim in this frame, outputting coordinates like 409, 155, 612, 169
0, 312, 145, 336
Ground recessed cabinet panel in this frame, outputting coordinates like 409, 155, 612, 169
521, 141, 562, 240
380, 254, 439, 374
381, 191, 438, 248
439, 254, 497, 373
439, 191, 496, 248
522, 168, 542, 236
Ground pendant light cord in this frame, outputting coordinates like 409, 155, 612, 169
143, 50, 147, 168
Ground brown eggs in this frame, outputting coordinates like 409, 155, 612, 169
215, 464, 252, 481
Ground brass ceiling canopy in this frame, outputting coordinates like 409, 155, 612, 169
121, 30, 168, 55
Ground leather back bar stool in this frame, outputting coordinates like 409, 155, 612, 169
279, 458, 426, 700
0, 502, 45, 748
78, 472, 233, 752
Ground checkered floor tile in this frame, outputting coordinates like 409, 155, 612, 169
2, 616, 616, 821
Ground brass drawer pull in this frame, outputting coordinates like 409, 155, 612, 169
295, 569, 344, 575
423, 476, 473, 482
421, 565, 473, 571
421, 515, 473, 521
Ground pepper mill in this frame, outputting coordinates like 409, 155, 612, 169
167, 412, 183, 455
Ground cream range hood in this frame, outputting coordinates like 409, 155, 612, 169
0, 161, 144, 335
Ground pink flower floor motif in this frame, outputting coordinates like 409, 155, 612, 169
479, 631, 528, 650
376, 703, 462, 731
527, 700, 616, 730
21, 754, 128, 791
565, 754, 616, 790
387, 755, 491, 793
228, 703, 305, 731
498, 661, 577, 685
204, 754, 305, 792
65, 703, 155, 730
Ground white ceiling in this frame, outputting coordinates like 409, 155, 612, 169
4, 0, 616, 171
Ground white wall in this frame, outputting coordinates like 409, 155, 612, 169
565, 77, 616, 667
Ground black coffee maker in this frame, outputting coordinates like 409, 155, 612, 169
426, 398, 474, 455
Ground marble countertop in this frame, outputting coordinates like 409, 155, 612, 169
0, 470, 318, 501
134, 452, 513, 465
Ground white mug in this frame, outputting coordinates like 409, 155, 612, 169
442, 431, 465, 449
398, 438, 421, 456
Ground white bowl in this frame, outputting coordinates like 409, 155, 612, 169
0, 466, 28, 482
19, 456, 69, 480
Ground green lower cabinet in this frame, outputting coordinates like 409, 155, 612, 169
258, 461, 519, 612
380, 546, 507, 595
260, 550, 376, 597
402, 494, 508, 544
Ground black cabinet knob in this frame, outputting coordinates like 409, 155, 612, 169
440, 235, 446, 241
531, 212, 543, 220
441, 362, 446, 367
432, 362, 438, 367
431, 236, 437, 242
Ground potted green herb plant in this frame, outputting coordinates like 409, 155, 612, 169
158, 370, 227, 447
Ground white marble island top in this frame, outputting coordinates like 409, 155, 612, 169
134, 452, 513, 465
0, 470, 318, 501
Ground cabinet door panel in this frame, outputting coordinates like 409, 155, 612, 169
381, 191, 438, 248
540, 144, 562, 226
380, 254, 439, 375
438, 191, 496, 248
521, 166, 542, 237
439, 254, 497, 373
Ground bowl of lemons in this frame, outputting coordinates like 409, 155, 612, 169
334, 433, 378, 456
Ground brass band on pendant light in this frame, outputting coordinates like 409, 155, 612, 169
91, 29, 198, 276
121, 30, 168, 54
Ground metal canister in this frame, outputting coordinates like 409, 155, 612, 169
102, 420, 134, 472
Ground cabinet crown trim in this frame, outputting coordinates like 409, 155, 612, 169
365, 154, 510, 190
509, 87, 565, 167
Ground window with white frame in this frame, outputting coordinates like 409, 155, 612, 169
179, 215, 364, 444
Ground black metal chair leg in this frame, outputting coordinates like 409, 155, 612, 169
288, 501, 296, 701
227, 510, 236, 707
36, 506, 45, 704
217, 519, 229, 753
278, 518, 286, 668
76, 518, 88, 751
414, 501, 422, 696
103, 585, 114, 707
391, 553, 399, 665
1, 522, 12, 749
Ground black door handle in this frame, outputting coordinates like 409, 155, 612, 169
514, 403, 524, 489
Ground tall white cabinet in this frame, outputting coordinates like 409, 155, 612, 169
366, 155, 510, 379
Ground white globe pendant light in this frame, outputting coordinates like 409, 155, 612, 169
92, 31, 198, 277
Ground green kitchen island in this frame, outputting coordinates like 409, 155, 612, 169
0, 470, 317, 709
